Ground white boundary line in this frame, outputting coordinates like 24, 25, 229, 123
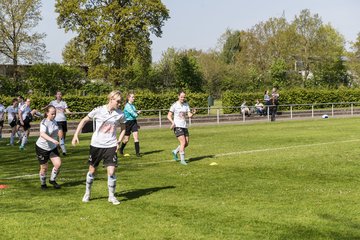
1, 169, 85, 180
2, 139, 359, 179
134, 138, 360, 165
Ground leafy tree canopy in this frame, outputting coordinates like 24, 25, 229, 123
55, 0, 169, 86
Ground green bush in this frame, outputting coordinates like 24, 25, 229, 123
0, 92, 208, 119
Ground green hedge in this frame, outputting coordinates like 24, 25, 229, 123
0, 92, 208, 119
222, 89, 360, 114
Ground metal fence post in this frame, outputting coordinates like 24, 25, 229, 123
159, 110, 162, 128
332, 104, 334, 117
351, 103, 354, 116
312, 105, 314, 118
217, 109, 220, 124
290, 105, 293, 119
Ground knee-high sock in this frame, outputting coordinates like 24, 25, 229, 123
173, 145, 180, 154
180, 151, 185, 162
60, 138, 66, 153
10, 133, 15, 145
50, 167, 60, 181
39, 173, 46, 185
85, 172, 94, 195
134, 141, 140, 154
108, 175, 117, 198
21, 135, 27, 147
120, 142, 127, 153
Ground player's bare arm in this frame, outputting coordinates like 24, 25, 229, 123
72, 116, 91, 146
167, 111, 175, 129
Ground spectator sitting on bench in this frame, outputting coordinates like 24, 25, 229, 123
241, 100, 251, 117
255, 99, 265, 116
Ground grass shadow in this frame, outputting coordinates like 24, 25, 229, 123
188, 155, 215, 162
118, 185, 176, 201
141, 149, 164, 155
91, 186, 176, 202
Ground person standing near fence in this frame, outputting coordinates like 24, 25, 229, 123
167, 91, 196, 166
270, 87, 280, 122
35, 105, 62, 190
119, 93, 142, 157
71, 90, 126, 205
49, 91, 71, 156
0, 102, 5, 140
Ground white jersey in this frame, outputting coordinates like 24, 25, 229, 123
19, 104, 31, 120
88, 105, 125, 148
169, 101, 191, 128
50, 100, 68, 122
36, 119, 59, 151
0, 104, 5, 121
6, 105, 18, 124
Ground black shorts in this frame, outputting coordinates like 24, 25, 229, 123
36, 145, 60, 165
125, 120, 139, 136
88, 145, 118, 167
173, 127, 189, 137
10, 118, 17, 128
0, 120, 3, 127
21, 116, 32, 131
56, 121, 68, 132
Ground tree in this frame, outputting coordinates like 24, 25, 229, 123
292, 9, 345, 86
197, 50, 226, 98
270, 58, 288, 88
346, 33, 360, 86
174, 52, 204, 93
55, 0, 169, 86
0, 0, 46, 79
220, 29, 241, 64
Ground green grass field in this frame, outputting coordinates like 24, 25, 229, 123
1, 118, 360, 239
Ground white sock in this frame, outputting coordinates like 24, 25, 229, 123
10, 133, 14, 144
173, 145, 180, 154
39, 173, 46, 185
180, 151, 185, 162
50, 167, 59, 181
108, 175, 116, 198
60, 144, 66, 153
60, 138, 66, 153
85, 172, 94, 195
21, 135, 27, 147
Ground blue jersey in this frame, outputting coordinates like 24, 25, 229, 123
124, 103, 138, 121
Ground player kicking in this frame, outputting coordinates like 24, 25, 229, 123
72, 91, 126, 205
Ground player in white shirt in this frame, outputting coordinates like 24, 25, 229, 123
35, 105, 62, 190
72, 91, 126, 205
18, 98, 33, 150
6, 98, 19, 146
167, 91, 196, 165
0, 103, 5, 139
17, 98, 42, 150
15, 95, 25, 142
49, 91, 71, 155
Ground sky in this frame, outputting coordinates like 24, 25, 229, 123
38, 0, 360, 63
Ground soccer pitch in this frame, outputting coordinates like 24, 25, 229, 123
1, 118, 360, 239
